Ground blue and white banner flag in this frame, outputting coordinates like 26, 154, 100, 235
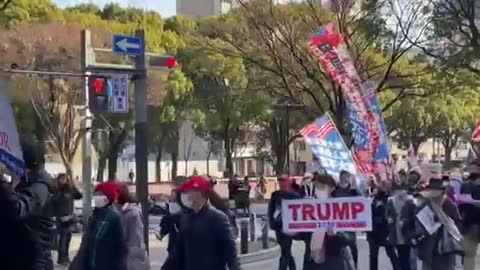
0, 79, 25, 176
300, 113, 356, 180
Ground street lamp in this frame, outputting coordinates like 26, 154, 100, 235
272, 100, 305, 175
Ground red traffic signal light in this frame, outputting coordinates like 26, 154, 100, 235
90, 77, 108, 96
166, 57, 177, 69
93, 78, 106, 94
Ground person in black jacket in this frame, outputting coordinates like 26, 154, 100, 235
268, 175, 301, 270
0, 136, 55, 270
367, 181, 400, 270
174, 176, 240, 270
52, 173, 82, 265
296, 174, 356, 270
331, 170, 360, 267
160, 189, 186, 270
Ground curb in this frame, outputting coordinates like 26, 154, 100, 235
239, 240, 280, 265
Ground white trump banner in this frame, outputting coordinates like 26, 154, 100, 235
0, 79, 25, 175
282, 197, 372, 233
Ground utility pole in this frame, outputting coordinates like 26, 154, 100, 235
134, 29, 150, 250
80, 29, 93, 225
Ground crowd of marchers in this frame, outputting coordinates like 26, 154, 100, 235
268, 166, 480, 270
2, 137, 480, 270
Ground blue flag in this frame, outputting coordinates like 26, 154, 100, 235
300, 114, 356, 180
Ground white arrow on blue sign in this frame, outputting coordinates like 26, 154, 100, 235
113, 35, 144, 56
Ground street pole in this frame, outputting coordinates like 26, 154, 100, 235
134, 29, 150, 251
286, 105, 290, 175
80, 29, 93, 226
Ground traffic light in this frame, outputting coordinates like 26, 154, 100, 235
88, 76, 110, 112
149, 55, 177, 69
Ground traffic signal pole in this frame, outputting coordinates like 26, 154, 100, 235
81, 29, 93, 225
134, 29, 150, 251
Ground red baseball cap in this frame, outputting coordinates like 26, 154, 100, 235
178, 176, 212, 192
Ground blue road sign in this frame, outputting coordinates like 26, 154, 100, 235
113, 35, 143, 56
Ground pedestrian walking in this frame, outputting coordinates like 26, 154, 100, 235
332, 170, 360, 267
367, 181, 401, 270
386, 182, 416, 270
69, 182, 127, 270
117, 183, 150, 270
297, 174, 356, 270
0, 137, 55, 270
459, 162, 480, 270
52, 173, 82, 266
414, 178, 463, 270
159, 189, 184, 270
268, 175, 301, 270
173, 176, 240, 270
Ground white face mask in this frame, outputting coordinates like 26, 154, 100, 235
180, 193, 193, 209
169, 202, 181, 214
420, 190, 443, 199
93, 195, 109, 208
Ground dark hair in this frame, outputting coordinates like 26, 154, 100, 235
315, 174, 336, 187
56, 173, 75, 191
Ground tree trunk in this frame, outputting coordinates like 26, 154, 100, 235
412, 140, 423, 155
225, 138, 233, 177
444, 145, 453, 168
155, 139, 164, 183
155, 153, 162, 183
96, 154, 107, 182
107, 150, 118, 181
171, 150, 178, 180
206, 146, 212, 175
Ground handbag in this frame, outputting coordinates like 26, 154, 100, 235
437, 226, 464, 256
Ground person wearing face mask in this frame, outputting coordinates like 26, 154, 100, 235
459, 162, 480, 270
367, 181, 401, 270
296, 174, 356, 270
159, 189, 185, 270
331, 170, 360, 267
268, 175, 301, 270
116, 183, 150, 270
414, 178, 462, 270
172, 176, 240, 270
385, 182, 416, 270
69, 182, 127, 270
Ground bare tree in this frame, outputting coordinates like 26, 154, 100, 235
392, 0, 480, 76
197, 0, 432, 135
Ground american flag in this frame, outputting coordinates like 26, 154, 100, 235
472, 121, 480, 142
353, 151, 374, 175
300, 118, 335, 139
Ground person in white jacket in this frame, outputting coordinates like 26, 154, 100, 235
117, 183, 151, 270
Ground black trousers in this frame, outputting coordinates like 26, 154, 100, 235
369, 240, 401, 270
396, 245, 411, 270
276, 232, 296, 270
57, 221, 73, 263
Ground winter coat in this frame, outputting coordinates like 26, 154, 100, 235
366, 192, 390, 244
414, 197, 462, 270
52, 186, 82, 218
1, 170, 55, 270
121, 204, 150, 270
173, 203, 240, 270
160, 211, 182, 270
70, 206, 127, 270
385, 194, 416, 245
295, 231, 356, 270
0, 181, 38, 270
268, 190, 301, 231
